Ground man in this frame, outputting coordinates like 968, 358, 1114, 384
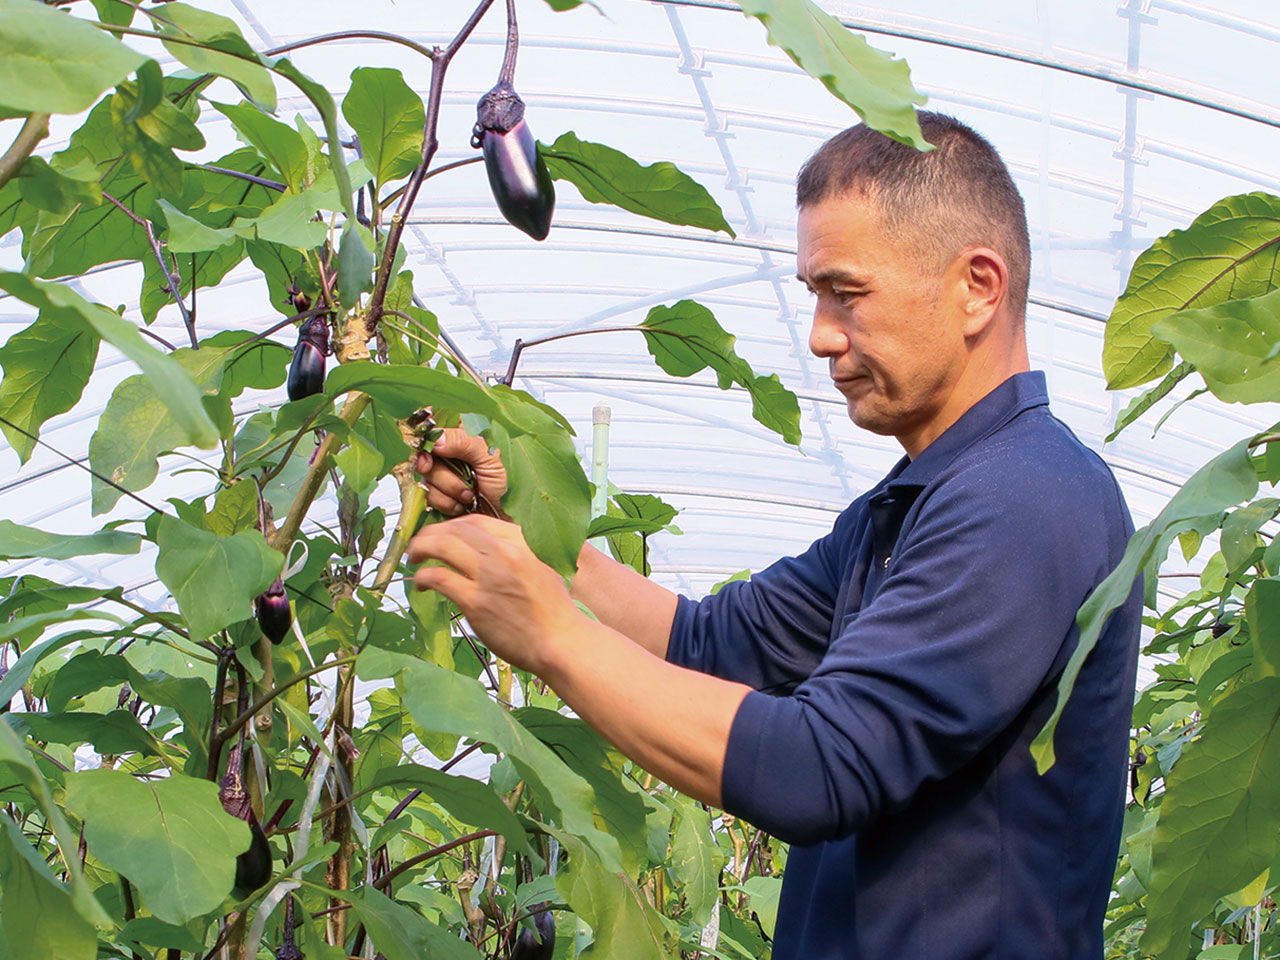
408, 112, 1142, 959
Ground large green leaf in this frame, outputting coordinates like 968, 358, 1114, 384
0, 520, 140, 560
1032, 436, 1261, 771
0, 272, 218, 449
110, 86, 182, 198
1104, 192, 1280, 389
737, 0, 927, 149
346, 889, 481, 960
269, 56, 355, 222
641, 300, 801, 444
358, 649, 622, 872
0, 312, 100, 462
0, 723, 111, 928
1106, 361, 1194, 442
1246, 578, 1280, 679
15, 156, 102, 215
64, 768, 251, 924
0, 0, 145, 115
88, 333, 282, 513
156, 198, 242, 253
213, 100, 310, 192
154, 514, 282, 641
325, 361, 500, 421
153, 3, 275, 111
0, 817, 97, 960
342, 67, 425, 188
366, 764, 529, 854
550, 828, 678, 960
21, 709, 163, 758
670, 797, 726, 926
1152, 286, 1280, 404
540, 132, 734, 237
516, 708, 655, 875
1141, 678, 1280, 958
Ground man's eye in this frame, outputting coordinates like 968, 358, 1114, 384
835, 289, 863, 305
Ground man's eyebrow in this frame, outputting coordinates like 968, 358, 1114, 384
796, 268, 869, 286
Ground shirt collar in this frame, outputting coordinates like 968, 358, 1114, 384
882, 371, 1050, 492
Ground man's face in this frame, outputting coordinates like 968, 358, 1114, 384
797, 192, 968, 452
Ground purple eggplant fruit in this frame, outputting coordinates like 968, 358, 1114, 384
221, 741, 273, 896
287, 316, 329, 402
512, 904, 555, 960
472, 83, 555, 241
254, 576, 292, 645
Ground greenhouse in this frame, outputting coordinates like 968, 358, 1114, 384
0, 0, 1278, 957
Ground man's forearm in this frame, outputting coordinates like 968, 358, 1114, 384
539, 613, 751, 807
570, 543, 679, 659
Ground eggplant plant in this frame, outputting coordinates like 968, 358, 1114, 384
0, 1, 929, 959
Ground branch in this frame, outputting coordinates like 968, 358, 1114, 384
499, 0, 519, 86
263, 30, 437, 62
501, 325, 643, 384
101, 191, 196, 348
190, 162, 286, 193
0, 113, 49, 191
373, 829, 498, 891
214, 656, 358, 748
364, 0, 498, 334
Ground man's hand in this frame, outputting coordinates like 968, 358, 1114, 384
406, 514, 582, 675
415, 428, 508, 517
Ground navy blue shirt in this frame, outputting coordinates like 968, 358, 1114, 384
667, 372, 1142, 959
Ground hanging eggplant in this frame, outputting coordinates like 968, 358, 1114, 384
286, 316, 329, 402
254, 575, 292, 645
512, 904, 555, 960
220, 741, 273, 896
472, 83, 555, 241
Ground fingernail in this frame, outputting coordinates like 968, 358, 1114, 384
461, 489, 475, 505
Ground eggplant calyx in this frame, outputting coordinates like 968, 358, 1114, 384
297, 315, 331, 353
471, 82, 526, 146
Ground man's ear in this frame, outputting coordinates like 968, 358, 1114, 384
955, 247, 1009, 338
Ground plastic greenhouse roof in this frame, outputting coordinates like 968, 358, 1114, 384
3, 0, 1280, 690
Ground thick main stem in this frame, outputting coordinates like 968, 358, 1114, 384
0, 113, 49, 191
269, 393, 371, 555
324, 668, 355, 948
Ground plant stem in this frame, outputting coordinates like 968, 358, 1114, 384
379, 156, 484, 209
270, 393, 371, 555
190, 162, 286, 192
206, 647, 231, 781
0, 112, 49, 191
214, 657, 357, 749
499, 0, 519, 85
372, 471, 427, 595
101, 191, 196, 347
365, 0, 498, 336
373, 829, 499, 891
263, 29, 437, 62
501, 325, 647, 384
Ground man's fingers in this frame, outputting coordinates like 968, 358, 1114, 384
406, 526, 484, 578
413, 564, 478, 610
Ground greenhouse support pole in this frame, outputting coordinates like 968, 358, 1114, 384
589, 402, 611, 552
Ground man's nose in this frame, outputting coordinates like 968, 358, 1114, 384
808, 307, 849, 358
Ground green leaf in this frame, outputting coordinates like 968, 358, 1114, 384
124, 57, 161, 121
154, 514, 283, 641
15, 156, 101, 215
156, 198, 242, 253
1140, 678, 1280, 958
670, 797, 726, 925
1246, 578, 1280, 679
0, 272, 218, 449
325, 361, 500, 421
0, 817, 97, 960
342, 67, 425, 188
366, 764, 528, 854
1107, 361, 1194, 442
485, 391, 592, 580
334, 430, 384, 494
737, 0, 927, 149
641, 300, 801, 444
269, 56, 354, 222
1152, 287, 1280, 404
739, 875, 782, 939
516, 708, 654, 874
540, 132, 734, 237
110, 87, 184, 198
1032, 436, 1261, 771
154, 3, 275, 111
0, 312, 100, 462
136, 97, 205, 152
345, 889, 482, 960
549, 828, 678, 960
0, 723, 111, 928
338, 220, 375, 310
0, 0, 145, 114
358, 649, 623, 872
64, 768, 251, 924
1220, 498, 1280, 575
0, 519, 140, 560
22, 709, 163, 758
1104, 192, 1280, 389
213, 100, 309, 192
